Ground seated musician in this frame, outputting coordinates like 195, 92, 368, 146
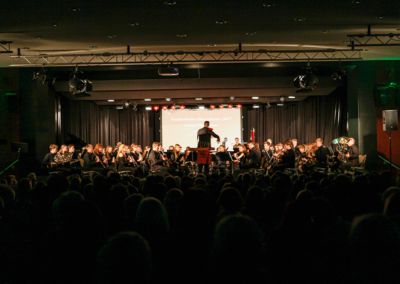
132, 145, 148, 177
233, 137, 241, 148
260, 141, 272, 170
233, 145, 247, 165
302, 138, 329, 172
42, 144, 58, 171
54, 144, 68, 164
339, 137, 359, 173
67, 144, 78, 160
271, 140, 296, 172
149, 142, 169, 172
240, 141, 261, 169
105, 145, 118, 173
82, 144, 104, 172
297, 145, 310, 172
121, 146, 138, 174
215, 145, 229, 172
292, 139, 301, 156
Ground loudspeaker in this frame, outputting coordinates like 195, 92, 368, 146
383, 110, 398, 131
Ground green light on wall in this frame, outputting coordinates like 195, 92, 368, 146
6, 93, 16, 96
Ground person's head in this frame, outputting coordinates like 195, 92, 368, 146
267, 139, 272, 144
238, 145, 246, 153
218, 145, 225, 152
59, 144, 67, 153
263, 141, 270, 151
186, 146, 191, 152
348, 137, 355, 146
235, 137, 239, 144
254, 143, 260, 149
86, 144, 94, 153
292, 139, 297, 147
106, 146, 113, 153
174, 144, 182, 152
204, 121, 210, 127
68, 144, 75, 153
299, 145, 305, 153
284, 140, 292, 150
247, 141, 255, 149
50, 144, 58, 154
316, 138, 323, 147
152, 142, 159, 151
169, 145, 174, 150
277, 143, 283, 151
94, 143, 104, 154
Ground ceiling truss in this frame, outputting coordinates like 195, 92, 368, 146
347, 25, 400, 47
0, 41, 13, 54
9, 48, 363, 66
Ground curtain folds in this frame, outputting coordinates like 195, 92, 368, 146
60, 86, 347, 148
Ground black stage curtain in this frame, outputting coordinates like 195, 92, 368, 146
60, 96, 159, 147
242, 86, 348, 146
60, 86, 347, 148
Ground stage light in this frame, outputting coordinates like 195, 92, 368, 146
210, 105, 216, 109
288, 96, 296, 99
171, 105, 176, 110
162, 105, 168, 110
237, 104, 242, 108
252, 97, 259, 99
180, 105, 185, 110
279, 96, 286, 102
153, 106, 160, 111
116, 106, 123, 110
132, 104, 138, 111
219, 105, 224, 109
266, 102, 271, 108
166, 98, 171, 101
124, 100, 131, 108
253, 105, 260, 109
277, 103, 284, 106
144, 98, 151, 101
145, 106, 152, 110
332, 69, 347, 80
69, 66, 92, 95
198, 105, 205, 109
230, 96, 235, 100
196, 98, 203, 101
108, 99, 115, 102
228, 104, 233, 109
294, 63, 318, 91
33, 67, 56, 85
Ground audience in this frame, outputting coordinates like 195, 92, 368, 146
0, 169, 398, 284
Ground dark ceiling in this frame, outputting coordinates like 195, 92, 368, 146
1, 0, 398, 104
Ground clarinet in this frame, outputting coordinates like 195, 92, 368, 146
159, 150, 168, 167
93, 152, 105, 168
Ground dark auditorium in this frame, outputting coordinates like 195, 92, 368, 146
1, 1, 400, 284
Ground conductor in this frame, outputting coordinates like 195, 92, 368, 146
197, 121, 220, 173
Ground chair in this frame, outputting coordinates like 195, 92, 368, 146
350, 155, 367, 173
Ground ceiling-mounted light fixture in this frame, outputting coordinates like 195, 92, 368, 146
124, 100, 131, 108
132, 104, 138, 111
145, 106, 152, 111
252, 97, 259, 100
33, 67, 56, 85
180, 105, 185, 110
198, 105, 205, 109
210, 105, 216, 109
228, 104, 233, 109
219, 105, 224, 109
229, 96, 235, 100
279, 96, 286, 102
196, 98, 203, 101
171, 105, 176, 110
116, 106, 123, 110
294, 62, 318, 92
162, 105, 168, 110
69, 66, 92, 96
236, 104, 242, 108
108, 99, 115, 102
277, 103, 284, 106
166, 98, 171, 101
253, 104, 260, 109
288, 96, 296, 99
332, 69, 347, 80
153, 106, 160, 111
158, 63, 179, 76
144, 98, 151, 101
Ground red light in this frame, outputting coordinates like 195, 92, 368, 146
153, 106, 159, 111
180, 105, 185, 110
228, 104, 233, 109
210, 105, 215, 109
171, 105, 176, 110
162, 105, 168, 110
237, 104, 242, 108
219, 105, 224, 109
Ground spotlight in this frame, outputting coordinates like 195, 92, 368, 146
162, 105, 168, 110
288, 96, 296, 99
153, 106, 160, 111
266, 102, 271, 108
198, 105, 205, 109
230, 96, 235, 100
116, 106, 123, 110
144, 98, 152, 102
124, 100, 131, 108
252, 97, 259, 100
210, 105, 216, 109
253, 104, 260, 109
279, 96, 286, 102
332, 69, 347, 80
33, 67, 56, 85
219, 105, 224, 109
294, 63, 318, 91
69, 66, 92, 95
166, 98, 171, 101
277, 103, 284, 106
145, 106, 152, 111
180, 105, 185, 110
228, 104, 233, 109
132, 104, 138, 111
171, 105, 176, 110
237, 104, 242, 108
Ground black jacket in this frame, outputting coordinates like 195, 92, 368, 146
43, 153, 55, 167
281, 149, 296, 168
314, 146, 329, 164
149, 150, 166, 171
247, 147, 261, 165
197, 127, 220, 147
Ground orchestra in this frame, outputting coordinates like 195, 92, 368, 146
42, 132, 360, 176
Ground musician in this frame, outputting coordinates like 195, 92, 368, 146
105, 145, 118, 173
233, 145, 247, 165
233, 137, 241, 152
340, 138, 359, 173
240, 141, 261, 169
43, 144, 58, 169
54, 144, 68, 164
303, 138, 329, 172
260, 142, 272, 169
271, 140, 296, 172
67, 144, 78, 160
171, 144, 184, 168
215, 145, 229, 172
297, 145, 309, 172
197, 121, 221, 174
292, 139, 301, 156
82, 144, 104, 172
149, 142, 169, 172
